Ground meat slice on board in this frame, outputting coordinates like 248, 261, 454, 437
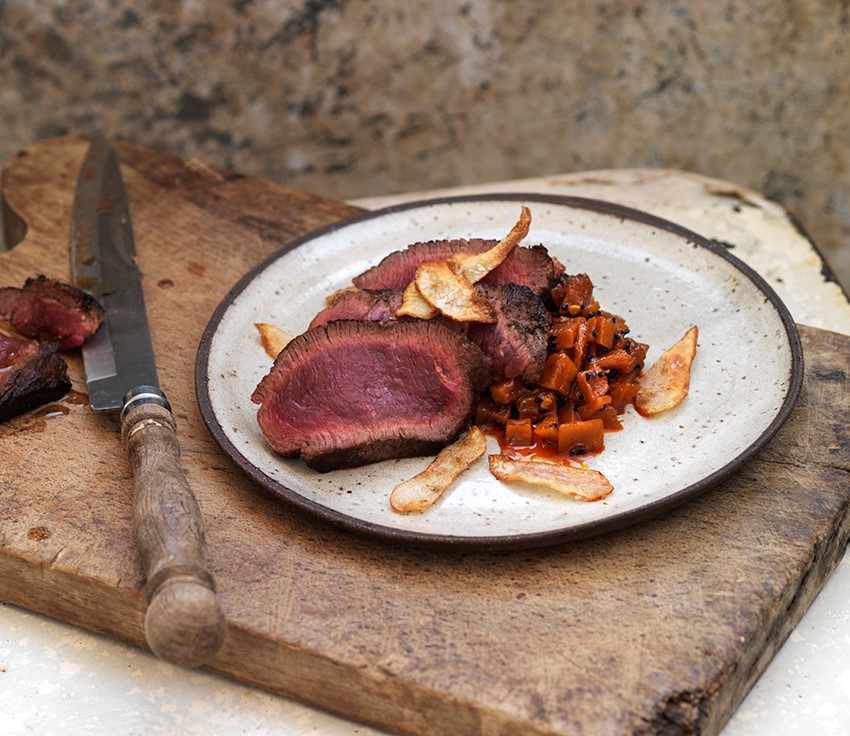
0, 275, 104, 350
0, 330, 71, 422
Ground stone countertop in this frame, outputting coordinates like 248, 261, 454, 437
1, 170, 849, 736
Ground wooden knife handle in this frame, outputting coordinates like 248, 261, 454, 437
122, 395, 226, 668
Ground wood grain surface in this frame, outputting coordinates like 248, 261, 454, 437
1, 137, 849, 736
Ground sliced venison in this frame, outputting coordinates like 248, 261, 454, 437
483, 244, 558, 297
0, 275, 104, 350
352, 238, 489, 290
252, 320, 488, 471
0, 330, 71, 422
467, 284, 551, 382
307, 283, 550, 384
308, 288, 403, 330
352, 239, 557, 296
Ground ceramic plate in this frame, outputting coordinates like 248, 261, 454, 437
196, 195, 803, 549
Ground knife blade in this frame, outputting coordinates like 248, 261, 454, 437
71, 137, 226, 668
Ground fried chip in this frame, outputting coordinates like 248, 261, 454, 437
414, 260, 495, 323
390, 426, 487, 513
449, 205, 532, 283
488, 454, 613, 502
395, 280, 439, 319
255, 322, 294, 359
634, 325, 698, 417
394, 207, 530, 323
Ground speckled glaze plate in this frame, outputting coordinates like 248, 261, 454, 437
196, 194, 803, 549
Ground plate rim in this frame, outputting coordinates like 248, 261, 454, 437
195, 193, 805, 550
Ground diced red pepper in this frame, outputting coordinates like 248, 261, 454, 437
490, 377, 527, 406
580, 301, 601, 318
577, 370, 609, 400
553, 273, 594, 311
570, 320, 589, 367
577, 394, 613, 421
625, 340, 649, 367
550, 317, 583, 350
586, 315, 617, 349
505, 418, 534, 446
516, 390, 558, 419
532, 414, 560, 444
558, 402, 578, 424
594, 348, 637, 372
539, 351, 578, 396
557, 418, 605, 456
608, 377, 641, 412
597, 405, 624, 431
475, 396, 511, 429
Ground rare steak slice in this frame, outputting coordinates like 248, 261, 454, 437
0, 275, 104, 350
252, 320, 486, 471
0, 330, 71, 422
482, 244, 557, 297
352, 238, 489, 290
308, 288, 403, 330
307, 284, 550, 382
252, 320, 488, 471
352, 238, 557, 296
467, 283, 551, 382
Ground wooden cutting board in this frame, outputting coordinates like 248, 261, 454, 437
1, 137, 849, 736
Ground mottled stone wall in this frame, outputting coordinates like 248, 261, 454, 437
1, 0, 848, 287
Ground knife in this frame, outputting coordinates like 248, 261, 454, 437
70, 137, 226, 668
